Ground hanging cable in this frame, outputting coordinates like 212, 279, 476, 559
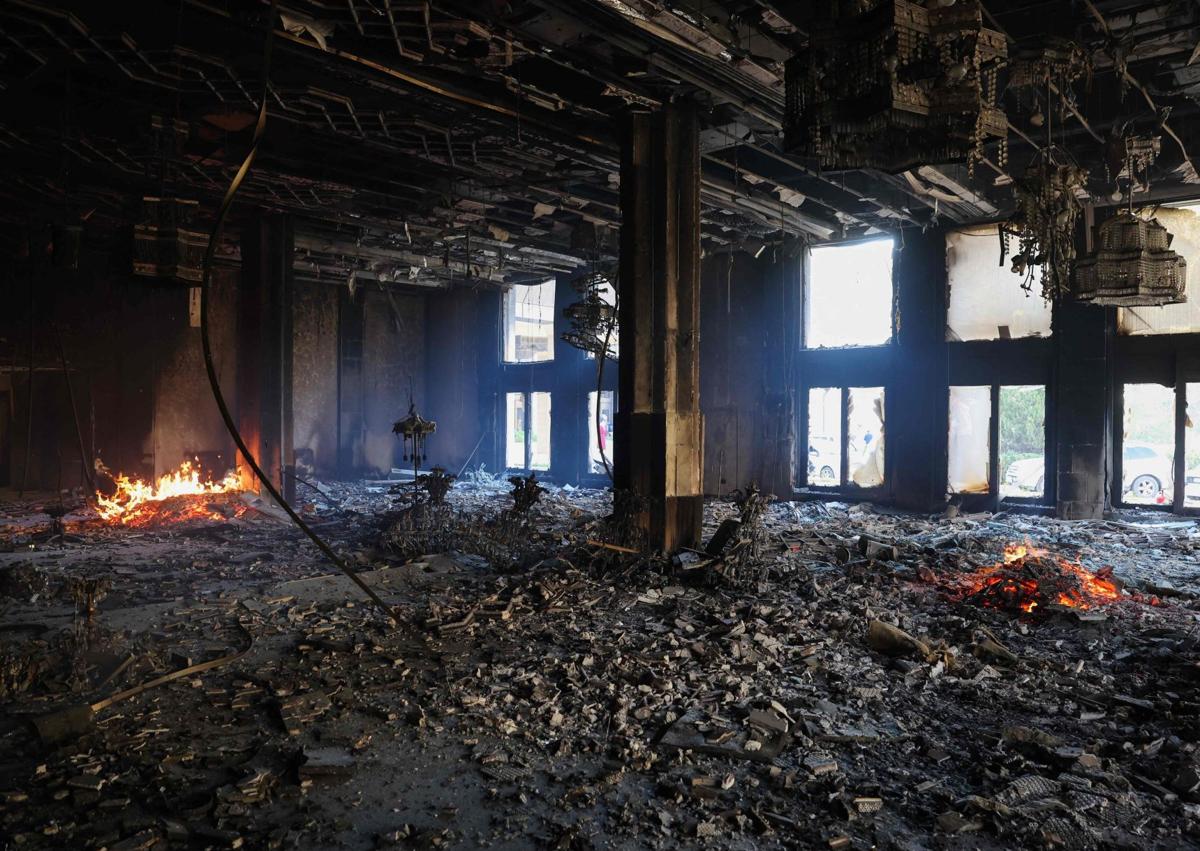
198, 1, 398, 625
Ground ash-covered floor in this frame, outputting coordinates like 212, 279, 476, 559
2, 481, 1200, 850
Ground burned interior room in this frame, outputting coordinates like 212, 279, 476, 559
4, 0, 1200, 848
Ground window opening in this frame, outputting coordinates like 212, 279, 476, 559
948, 385, 991, 494
505, 392, 526, 470
1117, 205, 1200, 335
529, 392, 552, 471
807, 387, 842, 486
946, 225, 1052, 341
805, 238, 894, 348
847, 387, 885, 487
587, 391, 615, 475
999, 385, 1046, 499
503, 279, 555, 363
1121, 383, 1175, 505
1186, 383, 1199, 508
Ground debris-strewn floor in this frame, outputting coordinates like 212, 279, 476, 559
2, 482, 1200, 850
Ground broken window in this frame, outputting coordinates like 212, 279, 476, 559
585, 279, 619, 361
1117, 205, 1200, 336
505, 392, 527, 470
999, 385, 1046, 499
1121, 383, 1175, 506
948, 385, 990, 494
505, 391, 552, 471
946, 225, 1052, 341
1187, 383, 1199, 509
847, 387, 885, 487
587, 390, 615, 475
529, 392, 552, 470
503, 279, 555, 363
805, 238, 894, 348
807, 387, 842, 486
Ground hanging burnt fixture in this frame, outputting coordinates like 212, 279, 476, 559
1000, 151, 1088, 302
561, 271, 617, 359
784, 0, 1007, 173
1076, 136, 1186, 306
393, 402, 437, 478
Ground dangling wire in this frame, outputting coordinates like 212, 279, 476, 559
198, 0, 398, 625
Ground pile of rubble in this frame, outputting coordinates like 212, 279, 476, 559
0, 485, 1198, 849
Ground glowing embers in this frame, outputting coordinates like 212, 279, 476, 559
95, 461, 244, 526
955, 543, 1122, 615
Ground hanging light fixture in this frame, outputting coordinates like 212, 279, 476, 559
1074, 214, 1187, 306
784, 0, 1007, 174
1000, 153, 1088, 302
393, 402, 437, 476
1075, 133, 1186, 307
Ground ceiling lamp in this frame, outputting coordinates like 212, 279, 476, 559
1000, 154, 1088, 302
1075, 214, 1187, 307
784, 0, 1007, 173
1075, 130, 1186, 307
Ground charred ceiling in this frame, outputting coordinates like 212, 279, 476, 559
1, 0, 1199, 289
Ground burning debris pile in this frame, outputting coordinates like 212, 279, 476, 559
93, 461, 245, 527
955, 543, 1124, 614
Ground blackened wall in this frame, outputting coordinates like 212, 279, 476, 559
292, 280, 339, 476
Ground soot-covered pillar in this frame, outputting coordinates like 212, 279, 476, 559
615, 104, 704, 552
238, 212, 295, 501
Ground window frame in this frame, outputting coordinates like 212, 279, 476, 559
802, 236, 896, 351
797, 383, 888, 496
1113, 380, 1196, 514
946, 383, 1052, 509
503, 389, 552, 473
501, 279, 557, 365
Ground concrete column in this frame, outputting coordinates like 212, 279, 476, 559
1054, 302, 1112, 519
614, 104, 704, 551
891, 227, 950, 512
238, 212, 295, 500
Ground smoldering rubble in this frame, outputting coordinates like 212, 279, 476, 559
1, 481, 1200, 850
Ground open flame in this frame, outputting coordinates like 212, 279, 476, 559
957, 542, 1122, 614
95, 461, 243, 526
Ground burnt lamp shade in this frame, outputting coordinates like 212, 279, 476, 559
1075, 212, 1188, 307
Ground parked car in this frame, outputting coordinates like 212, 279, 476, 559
1004, 456, 1045, 493
808, 435, 840, 482
1000, 444, 1175, 501
1121, 444, 1175, 501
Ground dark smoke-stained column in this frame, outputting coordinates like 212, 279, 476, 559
238, 212, 295, 501
614, 104, 704, 552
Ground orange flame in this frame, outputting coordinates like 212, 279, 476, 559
96, 461, 242, 526
960, 541, 1121, 613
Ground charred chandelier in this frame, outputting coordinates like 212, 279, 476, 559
784, 0, 1007, 174
561, 271, 617, 359
393, 402, 437, 474
1075, 135, 1187, 307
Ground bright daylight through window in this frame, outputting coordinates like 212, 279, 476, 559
587, 391, 615, 474
807, 387, 842, 486
947, 225, 1052, 341
504, 391, 552, 471
1188, 383, 1200, 508
1118, 205, 1200, 336
805, 238, 894, 348
948, 385, 990, 494
1122, 383, 1175, 506
999, 385, 1045, 499
503, 279, 555, 363
847, 387, 885, 487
